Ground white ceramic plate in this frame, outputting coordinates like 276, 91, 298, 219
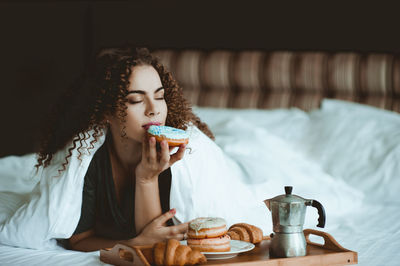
180, 240, 255, 260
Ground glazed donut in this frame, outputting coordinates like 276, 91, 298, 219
187, 217, 228, 239
187, 234, 231, 252
187, 217, 231, 252
147, 125, 189, 147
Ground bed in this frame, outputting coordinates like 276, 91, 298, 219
0, 49, 399, 265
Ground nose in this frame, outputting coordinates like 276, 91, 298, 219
145, 99, 160, 117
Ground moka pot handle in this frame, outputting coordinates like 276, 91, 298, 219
311, 200, 326, 228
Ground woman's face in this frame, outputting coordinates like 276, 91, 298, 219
109, 64, 168, 143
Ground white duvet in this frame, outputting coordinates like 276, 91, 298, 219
0, 99, 399, 266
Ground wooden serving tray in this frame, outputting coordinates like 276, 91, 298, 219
100, 229, 357, 265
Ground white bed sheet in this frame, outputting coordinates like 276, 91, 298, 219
195, 99, 400, 266
0, 245, 103, 266
0, 99, 399, 266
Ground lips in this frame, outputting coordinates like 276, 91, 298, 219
142, 122, 161, 130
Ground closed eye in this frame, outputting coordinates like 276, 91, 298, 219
154, 92, 164, 101
127, 87, 164, 103
154, 87, 165, 100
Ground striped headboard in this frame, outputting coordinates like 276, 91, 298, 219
153, 49, 400, 112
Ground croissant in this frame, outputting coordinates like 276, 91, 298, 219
153, 239, 207, 266
227, 223, 263, 244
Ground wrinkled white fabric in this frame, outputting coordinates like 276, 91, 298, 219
295, 100, 400, 203
170, 126, 269, 231
0, 126, 271, 250
0, 132, 105, 249
194, 116, 364, 232
194, 99, 400, 266
0, 99, 398, 266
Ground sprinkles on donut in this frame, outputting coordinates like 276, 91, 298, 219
147, 125, 189, 147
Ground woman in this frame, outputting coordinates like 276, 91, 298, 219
0, 46, 261, 252
35, 46, 215, 251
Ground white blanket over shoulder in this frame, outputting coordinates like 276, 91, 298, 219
0, 121, 362, 250
0, 126, 264, 250
0, 133, 105, 249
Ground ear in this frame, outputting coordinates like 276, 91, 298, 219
104, 113, 112, 125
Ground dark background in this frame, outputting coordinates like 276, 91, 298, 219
0, 0, 399, 157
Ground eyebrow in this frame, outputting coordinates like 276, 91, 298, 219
127, 86, 164, 95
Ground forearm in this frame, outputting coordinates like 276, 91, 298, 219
135, 178, 162, 234
70, 235, 145, 252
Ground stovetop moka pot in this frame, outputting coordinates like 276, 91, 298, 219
264, 186, 326, 258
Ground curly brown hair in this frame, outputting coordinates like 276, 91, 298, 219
36, 46, 214, 172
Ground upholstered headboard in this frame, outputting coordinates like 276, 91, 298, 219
153, 49, 400, 112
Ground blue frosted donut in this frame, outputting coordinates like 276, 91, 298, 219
147, 125, 189, 146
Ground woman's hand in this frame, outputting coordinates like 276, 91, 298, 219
134, 209, 188, 245
135, 136, 186, 184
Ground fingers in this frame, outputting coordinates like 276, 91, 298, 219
159, 140, 170, 166
148, 137, 157, 164
145, 211, 188, 243
154, 209, 188, 229
141, 135, 148, 158
170, 233, 185, 241
169, 144, 186, 165
174, 222, 189, 234
144, 138, 170, 167
155, 208, 176, 225
167, 223, 189, 240
141, 138, 184, 176
141, 135, 156, 163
